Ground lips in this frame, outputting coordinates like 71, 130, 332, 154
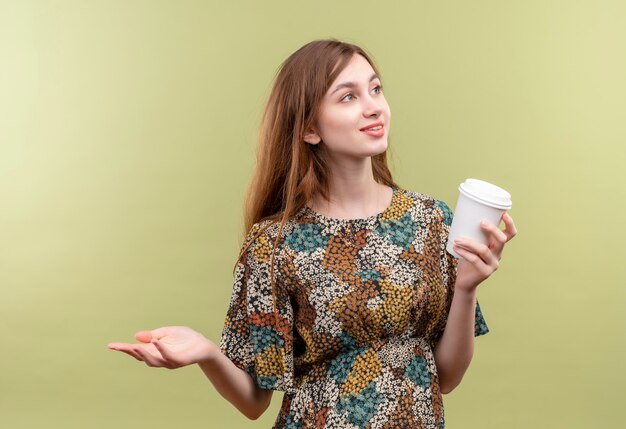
360, 121, 384, 131
360, 121, 385, 138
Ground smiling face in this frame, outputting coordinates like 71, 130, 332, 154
304, 53, 391, 162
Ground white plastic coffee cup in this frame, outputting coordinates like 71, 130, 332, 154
446, 178, 512, 259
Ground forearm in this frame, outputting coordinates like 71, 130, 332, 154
198, 346, 272, 420
433, 287, 477, 394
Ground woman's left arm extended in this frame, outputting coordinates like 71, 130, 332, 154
434, 212, 517, 394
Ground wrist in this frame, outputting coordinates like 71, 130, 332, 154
196, 337, 219, 365
454, 284, 478, 300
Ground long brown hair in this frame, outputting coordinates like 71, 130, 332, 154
234, 39, 397, 308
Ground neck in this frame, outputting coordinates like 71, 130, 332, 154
308, 158, 392, 218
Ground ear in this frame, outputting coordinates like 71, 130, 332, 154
303, 128, 322, 145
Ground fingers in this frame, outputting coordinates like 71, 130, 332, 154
108, 343, 144, 361
454, 238, 499, 275
480, 220, 508, 245
133, 345, 174, 369
135, 327, 171, 343
120, 348, 144, 361
109, 341, 174, 368
151, 339, 174, 362
479, 213, 517, 257
454, 246, 498, 278
134, 331, 153, 343
479, 220, 507, 258
501, 212, 518, 240
151, 339, 184, 368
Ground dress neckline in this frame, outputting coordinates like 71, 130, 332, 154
300, 185, 399, 224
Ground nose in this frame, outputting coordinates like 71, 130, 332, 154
362, 93, 383, 117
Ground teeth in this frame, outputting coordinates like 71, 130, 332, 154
365, 125, 382, 131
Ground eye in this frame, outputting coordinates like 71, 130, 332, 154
340, 93, 354, 103
372, 84, 383, 94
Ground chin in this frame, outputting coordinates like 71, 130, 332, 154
370, 139, 388, 156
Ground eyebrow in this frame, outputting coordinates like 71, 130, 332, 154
330, 73, 379, 95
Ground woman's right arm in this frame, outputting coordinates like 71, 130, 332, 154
108, 326, 273, 420
198, 345, 273, 420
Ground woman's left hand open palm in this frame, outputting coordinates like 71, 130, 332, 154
452, 212, 517, 293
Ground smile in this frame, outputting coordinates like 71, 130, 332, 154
359, 121, 384, 131
360, 124, 385, 137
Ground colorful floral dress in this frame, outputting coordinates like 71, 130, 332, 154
219, 186, 489, 429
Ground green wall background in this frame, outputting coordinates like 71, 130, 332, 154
2, 1, 624, 428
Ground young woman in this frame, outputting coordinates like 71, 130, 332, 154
108, 39, 517, 428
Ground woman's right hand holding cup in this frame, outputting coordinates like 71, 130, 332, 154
108, 326, 217, 369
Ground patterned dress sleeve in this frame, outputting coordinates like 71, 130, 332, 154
219, 223, 296, 394
429, 200, 490, 349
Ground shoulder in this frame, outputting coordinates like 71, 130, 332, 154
241, 216, 301, 258
399, 187, 454, 226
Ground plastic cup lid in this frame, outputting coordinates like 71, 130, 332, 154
459, 178, 512, 209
